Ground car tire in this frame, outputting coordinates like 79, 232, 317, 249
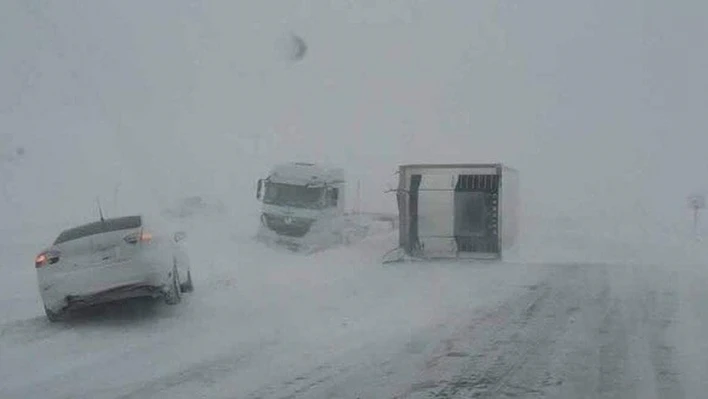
44, 306, 64, 323
180, 270, 194, 293
164, 266, 182, 305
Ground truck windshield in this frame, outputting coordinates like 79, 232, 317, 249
263, 182, 324, 209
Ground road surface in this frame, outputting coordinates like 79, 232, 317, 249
2, 224, 707, 398
233, 262, 700, 399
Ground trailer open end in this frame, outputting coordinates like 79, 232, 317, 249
386, 163, 519, 262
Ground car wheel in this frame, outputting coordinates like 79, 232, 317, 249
44, 306, 64, 322
164, 266, 182, 305
180, 270, 194, 293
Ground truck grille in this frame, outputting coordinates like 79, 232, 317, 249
262, 214, 314, 237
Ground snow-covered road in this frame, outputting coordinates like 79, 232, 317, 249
2, 216, 708, 398
3, 0, 708, 397
398, 263, 696, 399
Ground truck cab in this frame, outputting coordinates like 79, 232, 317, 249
256, 162, 346, 251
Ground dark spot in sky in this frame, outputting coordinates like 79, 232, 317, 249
280, 33, 308, 62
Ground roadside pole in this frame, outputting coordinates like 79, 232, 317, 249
688, 193, 706, 240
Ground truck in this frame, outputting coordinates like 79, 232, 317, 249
386, 163, 520, 262
255, 162, 353, 252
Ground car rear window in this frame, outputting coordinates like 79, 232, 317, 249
54, 216, 142, 245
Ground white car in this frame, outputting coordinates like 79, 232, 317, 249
35, 214, 193, 322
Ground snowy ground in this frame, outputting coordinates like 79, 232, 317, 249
3, 1, 708, 397
2, 211, 708, 398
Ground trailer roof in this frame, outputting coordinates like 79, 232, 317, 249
398, 163, 518, 173
268, 162, 345, 185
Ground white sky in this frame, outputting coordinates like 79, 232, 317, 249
1, 0, 707, 239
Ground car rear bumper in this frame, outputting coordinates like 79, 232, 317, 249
63, 283, 165, 310
38, 259, 171, 312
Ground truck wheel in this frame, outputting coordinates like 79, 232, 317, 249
165, 267, 182, 305
44, 306, 64, 323
180, 270, 194, 293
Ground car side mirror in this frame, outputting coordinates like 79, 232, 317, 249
256, 179, 263, 200
174, 231, 187, 242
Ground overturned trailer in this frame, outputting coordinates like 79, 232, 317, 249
387, 163, 519, 262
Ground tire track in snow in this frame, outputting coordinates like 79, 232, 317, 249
596, 285, 632, 397
420, 267, 577, 399
398, 264, 687, 399
114, 338, 281, 399
238, 263, 547, 399
643, 283, 684, 398
596, 267, 684, 399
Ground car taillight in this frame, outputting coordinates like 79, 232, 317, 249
35, 253, 47, 268
35, 250, 60, 268
124, 230, 152, 245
